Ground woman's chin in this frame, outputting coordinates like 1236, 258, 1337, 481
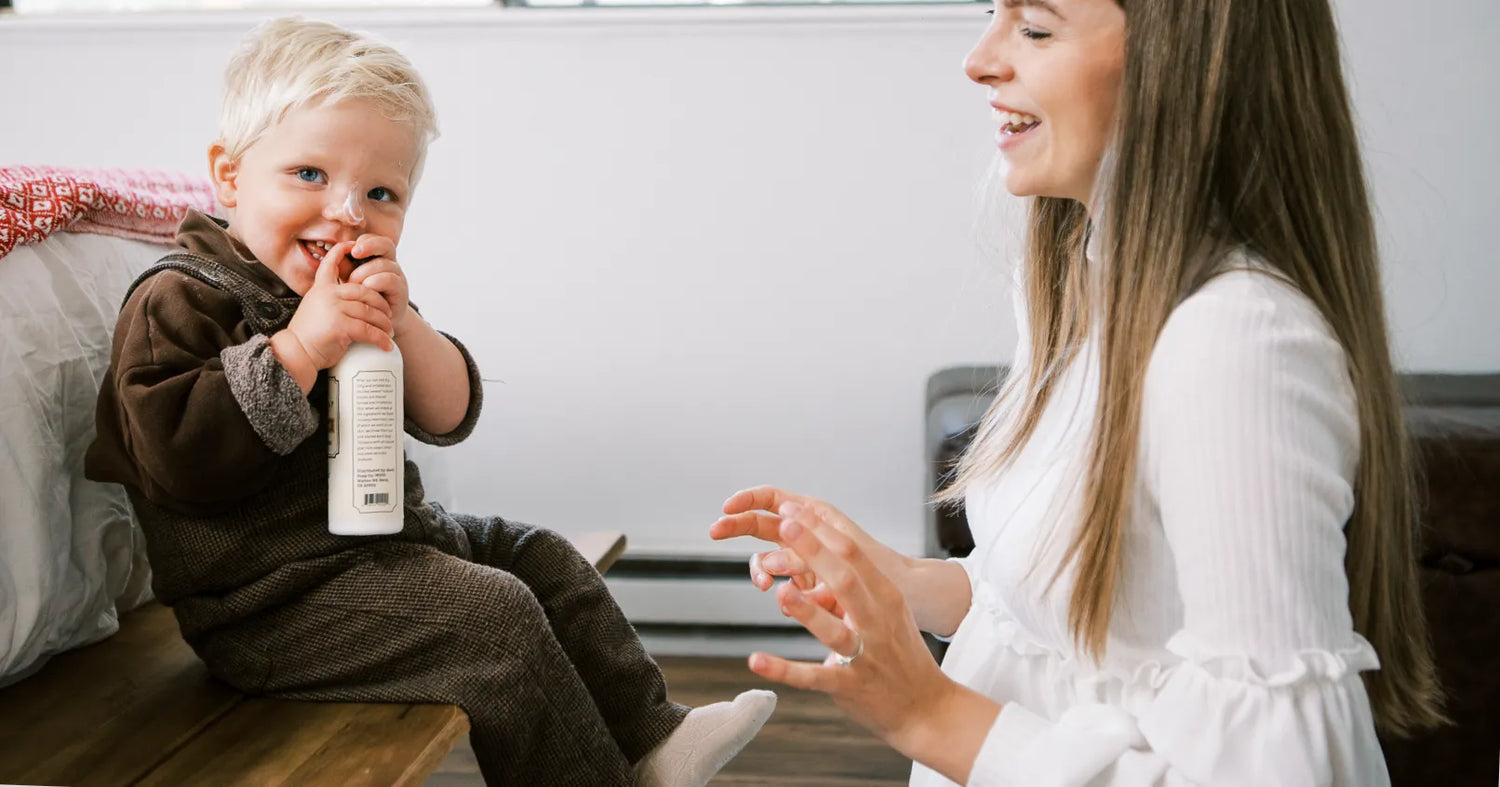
1003, 175, 1086, 205
1002, 174, 1039, 199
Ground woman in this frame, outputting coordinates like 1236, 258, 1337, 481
709, 0, 1446, 784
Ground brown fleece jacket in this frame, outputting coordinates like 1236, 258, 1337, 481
84, 210, 485, 641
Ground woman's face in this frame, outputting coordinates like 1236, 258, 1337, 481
966, 0, 1126, 206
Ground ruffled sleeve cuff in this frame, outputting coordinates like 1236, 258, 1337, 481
957, 630, 1383, 786
403, 330, 485, 446
968, 703, 1143, 787
1157, 631, 1380, 687
220, 333, 317, 455
1130, 633, 1382, 784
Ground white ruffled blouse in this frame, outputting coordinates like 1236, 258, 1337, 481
912, 257, 1388, 786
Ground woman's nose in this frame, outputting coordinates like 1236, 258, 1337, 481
964, 26, 1014, 86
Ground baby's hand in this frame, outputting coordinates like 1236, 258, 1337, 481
282, 241, 395, 370
346, 234, 412, 338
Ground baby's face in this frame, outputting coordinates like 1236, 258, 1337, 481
211, 97, 422, 295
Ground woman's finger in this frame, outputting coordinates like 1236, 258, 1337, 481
761, 548, 818, 591
721, 486, 809, 517
748, 651, 840, 694
804, 582, 845, 618
748, 552, 773, 591
758, 547, 801, 575
778, 505, 880, 617
800, 498, 864, 539
708, 510, 783, 543
751, 550, 818, 591
776, 582, 861, 657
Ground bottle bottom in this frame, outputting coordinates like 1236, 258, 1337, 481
329, 521, 403, 536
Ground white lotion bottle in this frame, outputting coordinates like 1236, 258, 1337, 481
328, 342, 404, 535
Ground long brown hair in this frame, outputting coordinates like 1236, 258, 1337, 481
940, 0, 1444, 736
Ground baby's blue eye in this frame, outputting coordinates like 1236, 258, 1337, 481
368, 186, 395, 202
296, 167, 326, 184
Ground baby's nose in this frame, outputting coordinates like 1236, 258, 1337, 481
325, 187, 367, 226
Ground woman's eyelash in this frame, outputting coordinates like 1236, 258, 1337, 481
984, 9, 1053, 40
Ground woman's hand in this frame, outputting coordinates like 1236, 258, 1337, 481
748, 500, 1000, 783
709, 486, 912, 616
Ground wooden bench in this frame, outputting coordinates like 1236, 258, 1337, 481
0, 530, 628, 787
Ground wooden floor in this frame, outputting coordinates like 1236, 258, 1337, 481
424, 656, 913, 786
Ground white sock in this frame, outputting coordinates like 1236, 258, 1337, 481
633, 689, 777, 787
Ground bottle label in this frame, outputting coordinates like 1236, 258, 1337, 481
351, 370, 399, 513
327, 377, 340, 459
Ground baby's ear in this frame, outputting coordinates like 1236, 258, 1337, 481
208, 141, 239, 209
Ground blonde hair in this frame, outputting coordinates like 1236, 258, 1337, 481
219, 16, 439, 186
939, 0, 1445, 736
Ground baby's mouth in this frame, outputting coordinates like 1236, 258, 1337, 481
300, 239, 333, 262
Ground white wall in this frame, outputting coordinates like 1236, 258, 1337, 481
1336, 2, 1500, 375
2, 2, 1495, 558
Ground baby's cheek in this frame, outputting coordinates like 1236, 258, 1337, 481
290, 273, 316, 297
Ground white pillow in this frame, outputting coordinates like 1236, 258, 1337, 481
0, 232, 167, 685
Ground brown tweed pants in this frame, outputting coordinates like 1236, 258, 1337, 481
194, 517, 688, 786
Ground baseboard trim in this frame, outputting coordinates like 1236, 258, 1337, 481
604, 553, 792, 628
634, 622, 830, 659
609, 552, 750, 580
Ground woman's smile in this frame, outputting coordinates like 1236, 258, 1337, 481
992, 103, 1042, 150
